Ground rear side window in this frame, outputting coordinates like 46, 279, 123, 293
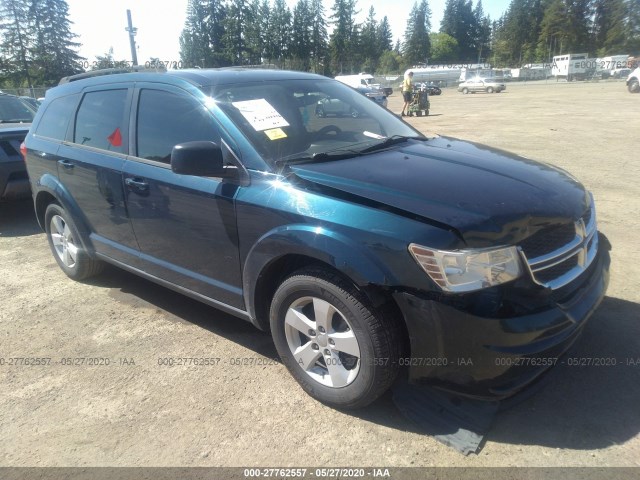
136, 89, 218, 163
74, 89, 127, 153
35, 94, 78, 140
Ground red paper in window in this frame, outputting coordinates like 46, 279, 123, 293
107, 127, 122, 147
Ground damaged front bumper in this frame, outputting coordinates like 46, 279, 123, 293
393, 233, 611, 400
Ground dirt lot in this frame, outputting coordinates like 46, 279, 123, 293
1, 79, 639, 469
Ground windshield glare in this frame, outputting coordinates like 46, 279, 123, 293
210, 78, 421, 166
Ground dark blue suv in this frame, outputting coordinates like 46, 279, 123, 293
23, 68, 610, 408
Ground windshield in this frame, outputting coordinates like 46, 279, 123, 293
209, 78, 423, 167
0, 95, 36, 123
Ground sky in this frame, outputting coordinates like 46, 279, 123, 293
66, 0, 512, 66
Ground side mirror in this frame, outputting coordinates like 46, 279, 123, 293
171, 141, 227, 177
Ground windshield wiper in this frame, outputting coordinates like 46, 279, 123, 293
275, 149, 362, 166
357, 135, 427, 154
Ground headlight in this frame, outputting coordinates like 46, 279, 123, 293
408, 244, 522, 292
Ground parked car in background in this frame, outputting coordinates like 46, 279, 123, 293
627, 68, 640, 93
419, 83, 442, 95
316, 86, 387, 117
355, 86, 388, 108
0, 93, 36, 200
458, 78, 506, 94
24, 68, 610, 409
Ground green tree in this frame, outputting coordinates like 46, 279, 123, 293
0, 0, 33, 87
473, 0, 491, 62
92, 47, 115, 70
28, 0, 83, 85
328, 0, 359, 73
360, 6, 379, 71
627, 0, 640, 53
377, 49, 401, 73
291, 0, 313, 70
309, 0, 329, 73
265, 0, 292, 66
244, 0, 265, 64
593, 0, 626, 54
403, 0, 432, 66
535, 0, 572, 61
223, 0, 251, 65
440, 0, 477, 61
429, 32, 458, 63
179, 0, 227, 68
492, 0, 545, 65
377, 16, 393, 53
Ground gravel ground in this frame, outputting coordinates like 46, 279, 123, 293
0, 79, 639, 469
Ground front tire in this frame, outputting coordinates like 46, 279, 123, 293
45, 203, 103, 280
462, 87, 469, 94
629, 79, 640, 93
486, 86, 494, 93
270, 267, 401, 409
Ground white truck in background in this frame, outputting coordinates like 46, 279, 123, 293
551, 53, 591, 81
334, 73, 393, 96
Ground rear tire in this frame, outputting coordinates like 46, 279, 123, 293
270, 267, 401, 409
45, 203, 103, 281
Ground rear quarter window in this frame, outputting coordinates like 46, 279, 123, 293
35, 94, 79, 140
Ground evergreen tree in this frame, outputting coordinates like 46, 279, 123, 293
265, 0, 292, 66
329, 0, 359, 73
309, 0, 328, 73
360, 6, 379, 71
492, 0, 545, 65
535, 0, 571, 61
223, 0, 251, 65
377, 16, 393, 53
473, 0, 491, 62
627, 0, 640, 53
179, 0, 227, 68
403, 0, 431, 66
291, 0, 313, 70
244, 0, 264, 64
440, 0, 477, 61
0, 0, 33, 87
28, 0, 83, 85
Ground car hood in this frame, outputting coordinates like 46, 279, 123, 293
0, 123, 31, 132
290, 136, 589, 247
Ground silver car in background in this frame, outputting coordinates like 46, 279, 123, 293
458, 78, 506, 94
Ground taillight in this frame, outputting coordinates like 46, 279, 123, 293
20, 142, 27, 161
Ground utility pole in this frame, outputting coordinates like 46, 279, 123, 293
125, 10, 138, 66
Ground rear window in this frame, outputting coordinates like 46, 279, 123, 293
0, 95, 35, 123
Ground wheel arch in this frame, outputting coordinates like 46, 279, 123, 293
243, 226, 407, 339
34, 174, 95, 254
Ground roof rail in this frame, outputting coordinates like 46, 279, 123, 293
58, 65, 167, 85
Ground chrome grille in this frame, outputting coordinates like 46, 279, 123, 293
518, 195, 598, 290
